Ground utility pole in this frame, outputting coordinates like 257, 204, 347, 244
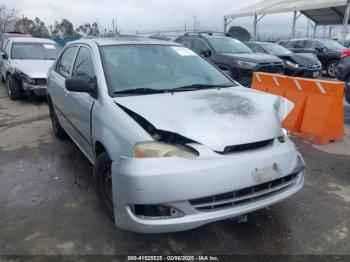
291, 11, 297, 38
21, 14, 25, 33
193, 15, 196, 32
115, 18, 118, 33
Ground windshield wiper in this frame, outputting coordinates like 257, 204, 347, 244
113, 88, 166, 96
168, 84, 233, 92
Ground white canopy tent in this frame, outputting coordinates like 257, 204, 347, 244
224, 0, 350, 42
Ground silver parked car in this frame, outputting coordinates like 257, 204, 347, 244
47, 38, 305, 233
0, 37, 61, 99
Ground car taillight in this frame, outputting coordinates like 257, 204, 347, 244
341, 49, 350, 58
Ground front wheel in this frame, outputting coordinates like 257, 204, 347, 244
6, 75, 22, 100
93, 152, 114, 220
345, 75, 350, 105
327, 60, 338, 77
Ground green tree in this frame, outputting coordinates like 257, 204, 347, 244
76, 22, 100, 37
48, 19, 77, 39
227, 26, 251, 42
59, 18, 76, 37
15, 17, 50, 38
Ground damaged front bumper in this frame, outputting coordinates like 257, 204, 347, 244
22, 82, 47, 96
112, 139, 305, 233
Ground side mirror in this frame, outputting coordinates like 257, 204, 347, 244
65, 75, 97, 97
1, 52, 8, 60
200, 49, 212, 58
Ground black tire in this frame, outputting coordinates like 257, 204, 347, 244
326, 60, 338, 77
93, 152, 114, 220
345, 75, 350, 105
48, 99, 68, 140
6, 75, 22, 100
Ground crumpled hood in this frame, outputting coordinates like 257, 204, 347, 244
220, 53, 282, 63
12, 59, 55, 78
278, 53, 320, 66
114, 87, 293, 152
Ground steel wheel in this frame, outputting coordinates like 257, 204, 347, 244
94, 152, 114, 220
6, 77, 12, 97
327, 61, 338, 77
103, 169, 113, 208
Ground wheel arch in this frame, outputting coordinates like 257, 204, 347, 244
95, 141, 107, 158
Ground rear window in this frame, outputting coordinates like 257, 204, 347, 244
289, 40, 305, 48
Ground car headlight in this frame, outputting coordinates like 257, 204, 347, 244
134, 141, 198, 158
15, 69, 35, 84
236, 60, 258, 68
285, 60, 299, 68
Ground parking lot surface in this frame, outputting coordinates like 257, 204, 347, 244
0, 83, 350, 255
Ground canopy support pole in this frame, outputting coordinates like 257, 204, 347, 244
224, 17, 234, 33
253, 14, 258, 40
342, 4, 350, 44
291, 11, 302, 38
252, 14, 264, 40
224, 17, 227, 33
313, 24, 317, 37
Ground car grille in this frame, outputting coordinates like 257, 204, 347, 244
307, 64, 322, 70
33, 88, 47, 96
35, 78, 47, 85
189, 173, 299, 212
218, 139, 274, 155
258, 62, 285, 74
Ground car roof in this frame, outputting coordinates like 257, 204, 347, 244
11, 37, 56, 44
68, 37, 181, 47
248, 41, 277, 45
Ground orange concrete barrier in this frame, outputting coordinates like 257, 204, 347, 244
252, 72, 345, 145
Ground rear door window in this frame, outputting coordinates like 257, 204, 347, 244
291, 40, 305, 48
56, 46, 78, 78
176, 37, 192, 47
305, 40, 314, 49
191, 38, 211, 53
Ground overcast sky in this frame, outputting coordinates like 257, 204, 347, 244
2, 0, 341, 38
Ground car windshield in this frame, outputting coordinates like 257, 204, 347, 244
207, 38, 253, 54
257, 42, 292, 55
100, 45, 235, 95
318, 39, 346, 50
11, 42, 61, 60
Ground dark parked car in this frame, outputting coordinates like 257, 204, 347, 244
335, 50, 350, 104
246, 41, 322, 78
285, 38, 347, 77
174, 32, 284, 86
277, 40, 289, 47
